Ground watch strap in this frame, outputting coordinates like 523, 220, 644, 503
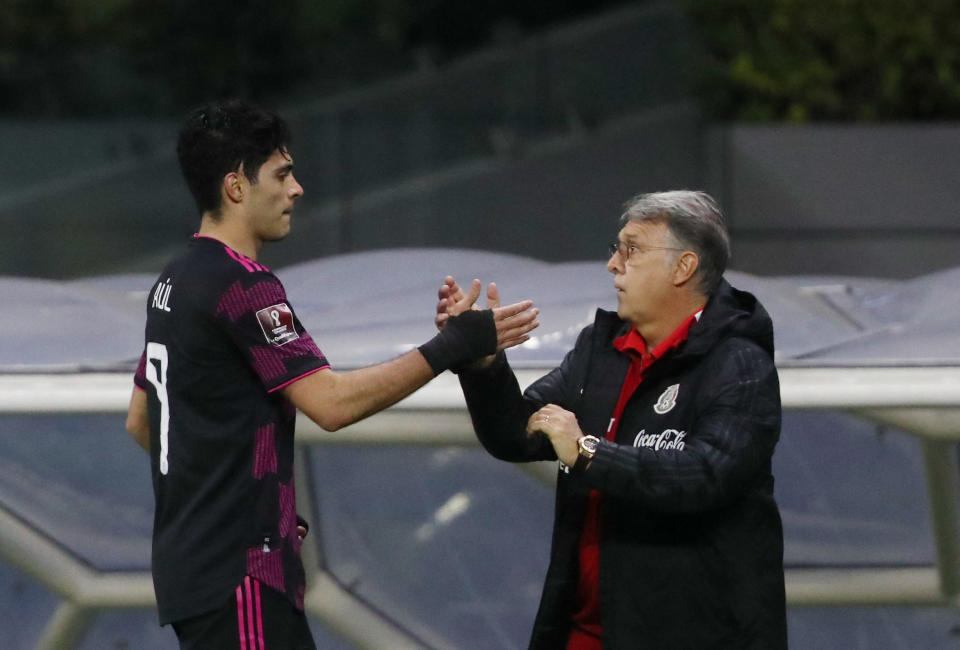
574, 435, 600, 473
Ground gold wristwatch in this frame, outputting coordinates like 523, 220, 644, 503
577, 435, 601, 460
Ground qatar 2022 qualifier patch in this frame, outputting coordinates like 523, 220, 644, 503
256, 303, 300, 347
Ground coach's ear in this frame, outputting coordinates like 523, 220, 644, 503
672, 250, 699, 287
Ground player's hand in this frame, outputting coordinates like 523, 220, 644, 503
435, 275, 476, 331
296, 516, 310, 542
435, 276, 538, 368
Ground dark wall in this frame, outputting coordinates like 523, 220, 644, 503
704, 125, 960, 278
4, 117, 959, 281
267, 104, 703, 268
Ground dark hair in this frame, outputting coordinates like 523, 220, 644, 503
176, 99, 291, 215
619, 190, 730, 294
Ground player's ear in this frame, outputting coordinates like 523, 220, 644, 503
223, 170, 244, 204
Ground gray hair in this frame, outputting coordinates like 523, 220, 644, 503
619, 190, 730, 294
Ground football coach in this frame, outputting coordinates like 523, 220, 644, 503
437, 190, 786, 649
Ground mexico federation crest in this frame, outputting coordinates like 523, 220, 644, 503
654, 384, 679, 414
256, 303, 300, 346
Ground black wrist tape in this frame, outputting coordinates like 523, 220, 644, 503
419, 309, 497, 375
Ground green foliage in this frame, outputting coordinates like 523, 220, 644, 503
0, 0, 417, 116
0, 0, 137, 115
684, 0, 960, 121
0, 0, 628, 117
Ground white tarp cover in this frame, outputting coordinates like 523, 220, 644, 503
2, 248, 954, 371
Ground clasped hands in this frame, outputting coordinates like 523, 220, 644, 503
435, 276, 583, 467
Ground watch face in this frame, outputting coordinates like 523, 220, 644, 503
581, 436, 599, 453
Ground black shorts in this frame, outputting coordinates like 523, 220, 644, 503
172, 576, 316, 650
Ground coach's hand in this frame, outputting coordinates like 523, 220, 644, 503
528, 404, 583, 467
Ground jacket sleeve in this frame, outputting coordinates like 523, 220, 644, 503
458, 328, 591, 463
580, 339, 781, 513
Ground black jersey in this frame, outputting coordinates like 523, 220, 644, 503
134, 235, 328, 625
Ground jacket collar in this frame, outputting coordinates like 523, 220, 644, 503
593, 278, 775, 363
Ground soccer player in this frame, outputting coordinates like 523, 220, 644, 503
125, 98, 538, 650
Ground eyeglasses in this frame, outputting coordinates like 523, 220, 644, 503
607, 241, 687, 261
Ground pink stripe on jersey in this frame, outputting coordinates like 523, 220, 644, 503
224, 245, 269, 273
193, 234, 271, 272
253, 579, 264, 650
134, 352, 147, 381
278, 481, 296, 539
253, 424, 277, 479
250, 346, 288, 383
133, 352, 149, 391
245, 577, 257, 649
247, 547, 285, 595
226, 246, 257, 272
236, 585, 248, 650
216, 279, 286, 322
250, 333, 327, 385
250, 346, 317, 385
267, 365, 330, 393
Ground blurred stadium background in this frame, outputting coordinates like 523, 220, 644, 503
2, 1, 960, 648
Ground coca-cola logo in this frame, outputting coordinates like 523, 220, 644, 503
633, 428, 686, 451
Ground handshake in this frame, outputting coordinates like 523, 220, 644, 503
418, 276, 539, 375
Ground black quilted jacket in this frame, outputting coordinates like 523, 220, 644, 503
459, 279, 787, 650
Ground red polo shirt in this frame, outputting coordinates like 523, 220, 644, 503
567, 310, 702, 650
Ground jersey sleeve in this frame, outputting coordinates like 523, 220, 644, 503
133, 350, 149, 391
213, 272, 330, 392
